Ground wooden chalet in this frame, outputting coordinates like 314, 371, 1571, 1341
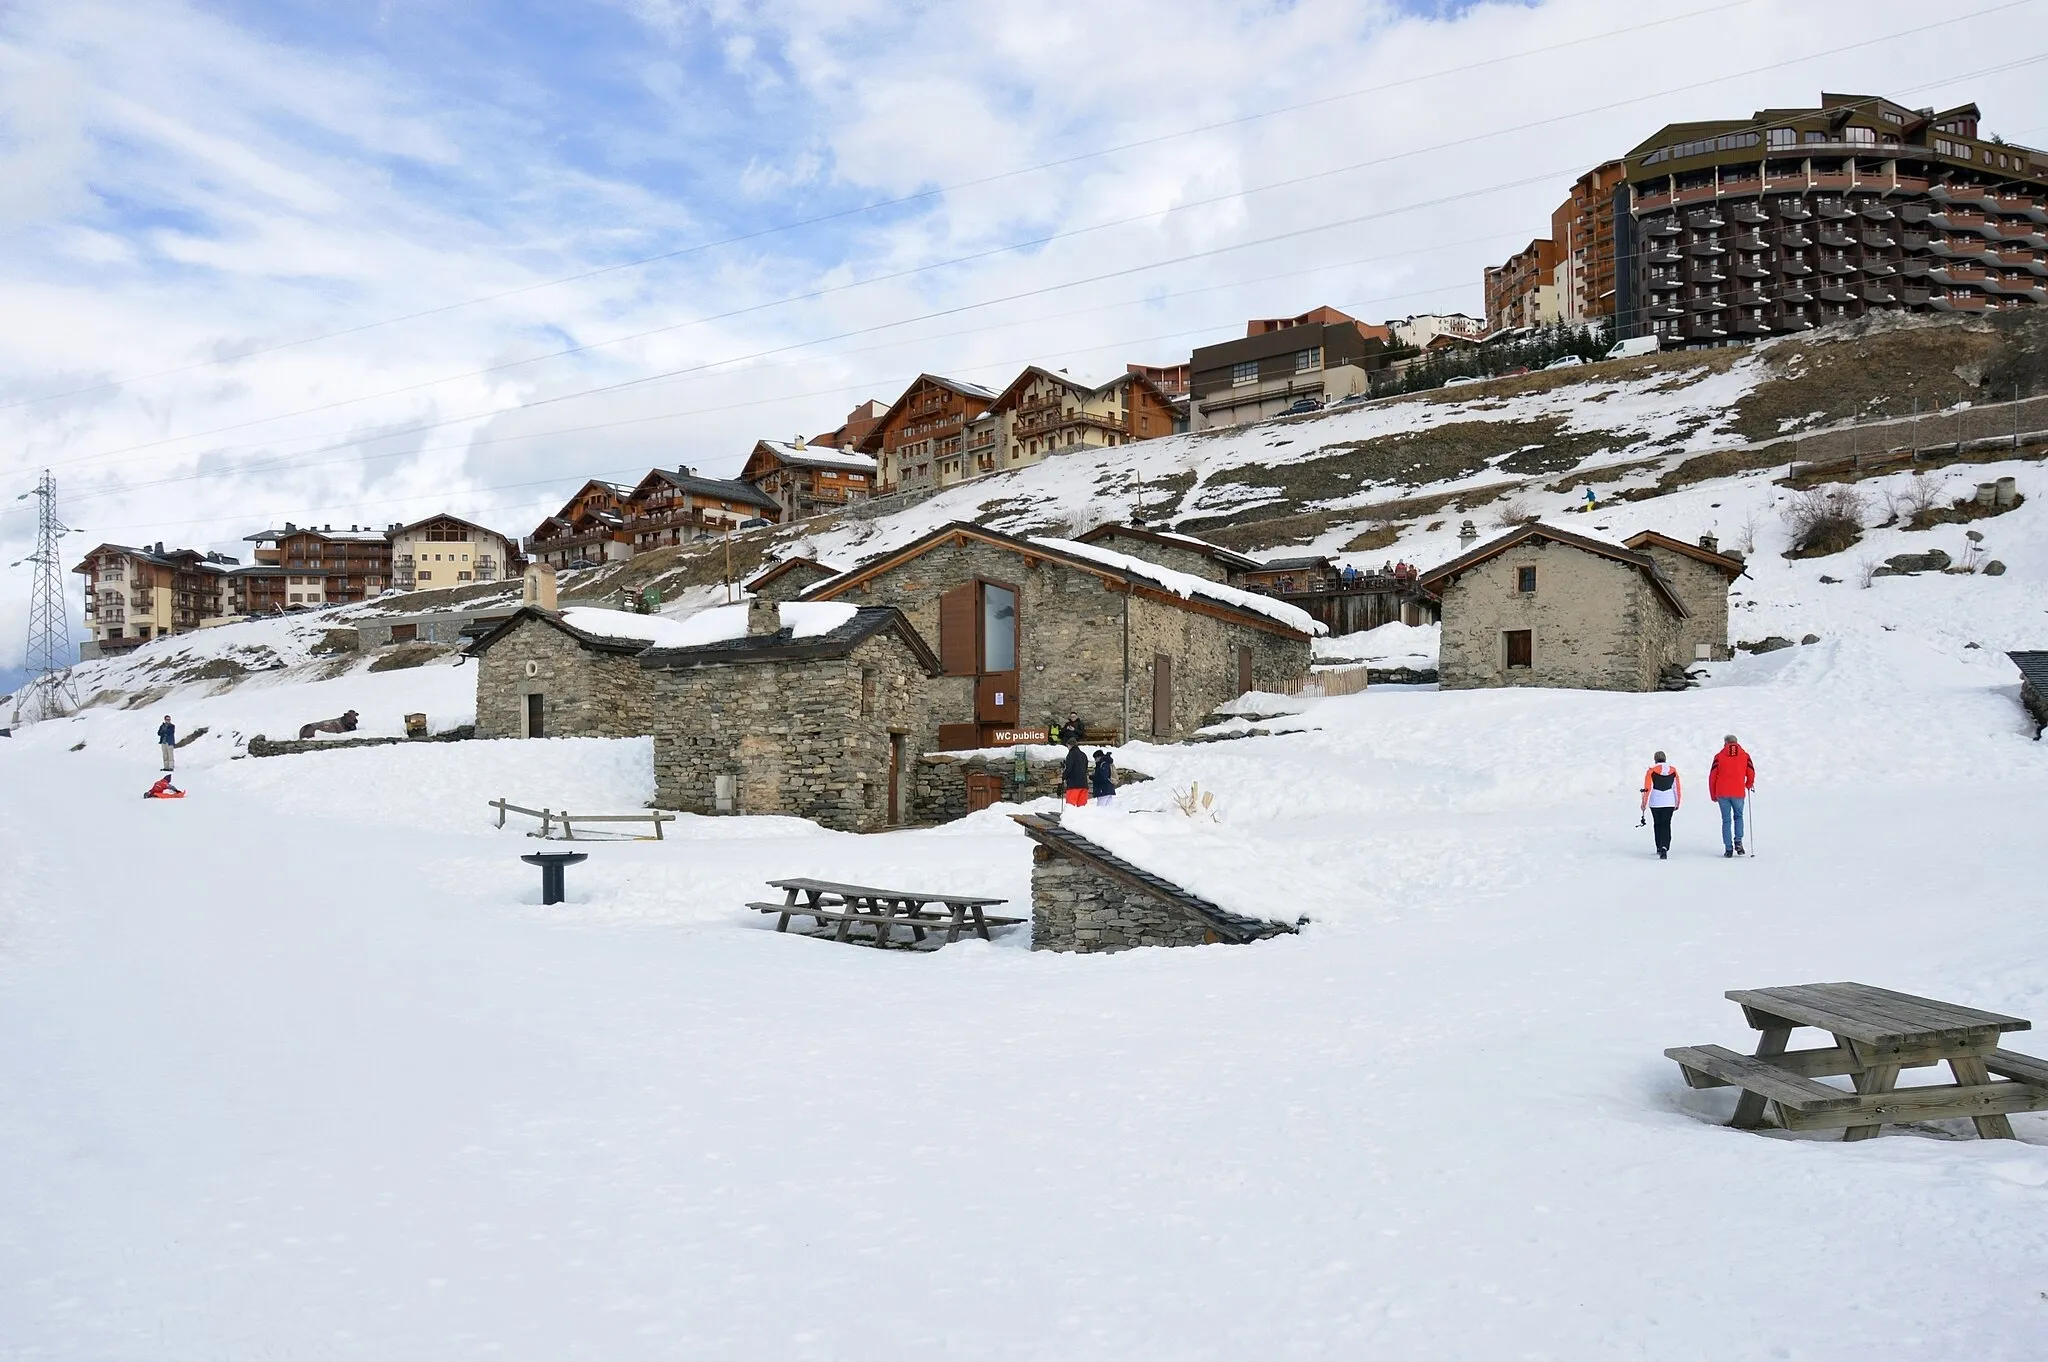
242, 523, 392, 607
857, 374, 999, 494
526, 480, 635, 570
624, 467, 780, 551
738, 439, 877, 521
985, 367, 1181, 475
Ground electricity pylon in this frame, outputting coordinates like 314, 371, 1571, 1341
12, 470, 80, 725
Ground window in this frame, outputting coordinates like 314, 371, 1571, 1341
390, 623, 417, 643
1803, 131, 1825, 143
1844, 126, 1875, 146
418, 570, 432, 581
1516, 566, 1537, 593
1295, 347, 1322, 372
1882, 109, 1904, 124
982, 584, 1017, 672
1505, 630, 1533, 669
1767, 127, 1796, 148
1231, 360, 1259, 387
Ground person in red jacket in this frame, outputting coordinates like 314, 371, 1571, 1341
1707, 734, 1755, 858
1639, 752, 1680, 860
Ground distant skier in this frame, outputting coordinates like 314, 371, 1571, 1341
1062, 741, 1090, 807
1707, 733, 1756, 858
157, 714, 176, 771
143, 775, 185, 800
1090, 750, 1115, 803
1639, 751, 1681, 860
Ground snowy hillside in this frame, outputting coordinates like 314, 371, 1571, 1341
5, 313, 2048, 1360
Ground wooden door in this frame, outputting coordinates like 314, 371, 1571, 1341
1151, 654, 1173, 738
965, 771, 1003, 813
976, 673, 1019, 724
525, 692, 544, 738
887, 733, 904, 824
1505, 629, 1533, 669
1236, 646, 1253, 696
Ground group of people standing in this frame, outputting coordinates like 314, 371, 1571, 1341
1639, 735, 1756, 860
1056, 712, 1115, 807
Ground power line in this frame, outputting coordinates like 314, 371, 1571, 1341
42, 2, 2027, 473
0, 0, 1762, 414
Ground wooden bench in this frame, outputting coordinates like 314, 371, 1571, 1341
1669, 982, 2048, 1140
751, 877, 1018, 948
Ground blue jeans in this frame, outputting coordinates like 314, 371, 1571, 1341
1717, 796, 1746, 850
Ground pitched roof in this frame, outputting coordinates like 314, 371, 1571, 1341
637, 605, 940, 673
1011, 813, 1298, 944
2010, 651, 2048, 700
807, 522, 1322, 637
463, 606, 659, 658
636, 467, 781, 512
1246, 555, 1332, 574
854, 374, 1000, 453
1073, 522, 1261, 573
390, 513, 514, 541
1622, 531, 1747, 579
1417, 522, 1689, 619
743, 555, 848, 591
744, 439, 878, 475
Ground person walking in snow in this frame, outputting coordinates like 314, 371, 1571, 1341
1061, 741, 1090, 807
1639, 751, 1681, 860
1707, 733, 1756, 858
1090, 749, 1115, 803
157, 715, 176, 772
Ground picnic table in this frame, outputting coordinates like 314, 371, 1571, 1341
1667, 981, 2048, 1140
749, 877, 1021, 948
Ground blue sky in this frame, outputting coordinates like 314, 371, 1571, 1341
4, 0, 2048, 664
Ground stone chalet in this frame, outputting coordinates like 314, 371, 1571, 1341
804, 522, 1320, 747
1418, 523, 1691, 693
639, 600, 939, 832
744, 555, 848, 603
1072, 522, 1259, 585
1621, 531, 1746, 662
467, 606, 660, 739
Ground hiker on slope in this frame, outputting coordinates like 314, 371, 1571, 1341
1639, 751, 1681, 860
1707, 733, 1756, 858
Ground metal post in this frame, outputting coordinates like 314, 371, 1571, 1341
12, 470, 81, 726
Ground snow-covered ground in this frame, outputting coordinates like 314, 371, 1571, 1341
6, 361, 2048, 1357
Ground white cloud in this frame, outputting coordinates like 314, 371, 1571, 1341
3, 0, 2047, 664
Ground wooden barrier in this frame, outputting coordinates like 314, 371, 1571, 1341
491, 797, 676, 840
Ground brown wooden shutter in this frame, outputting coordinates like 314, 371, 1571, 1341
1236, 646, 1253, 696
1151, 654, 1173, 737
939, 582, 978, 675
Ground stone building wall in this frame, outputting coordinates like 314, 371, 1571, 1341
1438, 543, 1678, 692
1030, 847, 1213, 952
828, 538, 1309, 741
911, 753, 1149, 824
750, 561, 838, 603
1634, 545, 1734, 661
474, 616, 655, 739
648, 631, 931, 833
1124, 594, 1309, 738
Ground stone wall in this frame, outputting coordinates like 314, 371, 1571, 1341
828, 538, 1310, 742
356, 609, 504, 650
649, 631, 931, 833
911, 752, 1149, 824
1438, 542, 1679, 692
751, 561, 838, 602
474, 615, 656, 739
1030, 846, 1214, 952
1634, 545, 1734, 662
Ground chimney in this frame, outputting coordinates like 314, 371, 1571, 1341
792, 435, 806, 449
285, 521, 295, 532
1458, 519, 1478, 548
523, 562, 557, 611
324, 524, 332, 532
1698, 532, 1719, 553
746, 595, 781, 637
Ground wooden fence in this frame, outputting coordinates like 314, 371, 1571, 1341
491, 798, 676, 840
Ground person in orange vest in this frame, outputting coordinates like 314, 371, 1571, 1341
1707, 733, 1756, 858
1639, 751, 1681, 859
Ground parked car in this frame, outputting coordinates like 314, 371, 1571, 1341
1442, 376, 1480, 388
739, 516, 771, 529
1543, 355, 1585, 370
1283, 397, 1324, 415
1606, 336, 1660, 360
565, 558, 598, 570
1334, 392, 1369, 406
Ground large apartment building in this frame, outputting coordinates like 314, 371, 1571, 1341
1188, 307, 1394, 430
72, 543, 239, 655
389, 514, 519, 592
243, 523, 392, 608
1485, 162, 1627, 333
858, 374, 1000, 494
526, 480, 635, 570
982, 367, 1181, 474
738, 438, 877, 520
1619, 94, 2048, 346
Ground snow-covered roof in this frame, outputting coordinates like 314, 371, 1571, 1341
562, 601, 858, 650
1029, 537, 1325, 635
754, 440, 877, 472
